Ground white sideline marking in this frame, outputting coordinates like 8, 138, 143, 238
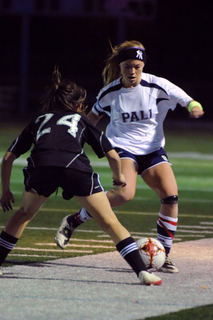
37, 238, 114, 243
178, 225, 213, 229
1, 152, 213, 174
8, 254, 59, 258
97, 232, 158, 238
169, 229, 212, 234
13, 247, 93, 253
175, 235, 205, 238
36, 243, 114, 249
0, 226, 105, 232
3, 152, 213, 166
9, 186, 213, 194
168, 152, 213, 160
200, 222, 213, 225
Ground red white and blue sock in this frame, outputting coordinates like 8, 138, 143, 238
157, 212, 178, 256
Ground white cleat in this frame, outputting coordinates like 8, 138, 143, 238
139, 270, 162, 286
55, 215, 75, 249
158, 257, 179, 273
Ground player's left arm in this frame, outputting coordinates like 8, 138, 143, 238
187, 100, 204, 119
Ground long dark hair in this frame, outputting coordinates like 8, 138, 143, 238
40, 66, 87, 115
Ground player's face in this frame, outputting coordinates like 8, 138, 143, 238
120, 59, 145, 88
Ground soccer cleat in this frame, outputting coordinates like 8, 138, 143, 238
139, 270, 162, 286
158, 256, 179, 273
55, 215, 76, 249
0, 267, 3, 276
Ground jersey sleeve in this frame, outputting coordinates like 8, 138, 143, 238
155, 75, 193, 110
82, 116, 113, 158
7, 122, 35, 158
92, 89, 111, 117
92, 79, 122, 117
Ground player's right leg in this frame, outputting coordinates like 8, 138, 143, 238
74, 191, 162, 286
55, 159, 138, 249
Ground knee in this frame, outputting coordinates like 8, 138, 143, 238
15, 207, 35, 222
161, 195, 178, 205
117, 189, 135, 203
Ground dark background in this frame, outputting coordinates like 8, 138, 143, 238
0, 0, 212, 122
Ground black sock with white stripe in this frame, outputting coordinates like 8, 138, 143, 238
0, 231, 18, 265
116, 236, 147, 276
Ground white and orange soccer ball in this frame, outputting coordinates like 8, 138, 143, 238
136, 237, 166, 270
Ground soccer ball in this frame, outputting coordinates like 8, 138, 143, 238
136, 237, 166, 270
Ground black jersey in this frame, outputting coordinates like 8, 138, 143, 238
8, 111, 113, 172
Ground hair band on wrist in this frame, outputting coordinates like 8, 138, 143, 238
188, 101, 203, 112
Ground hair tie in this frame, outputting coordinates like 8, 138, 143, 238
188, 101, 203, 112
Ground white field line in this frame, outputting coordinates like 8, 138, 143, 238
3, 152, 213, 166
177, 225, 213, 229
7, 222, 210, 257
13, 247, 93, 253
98, 233, 205, 239
168, 152, 213, 160
173, 235, 205, 238
36, 243, 114, 249
2, 210, 213, 219
8, 254, 59, 258
36, 238, 114, 243
167, 229, 212, 234
200, 222, 213, 225
2, 220, 213, 233
0, 226, 105, 232
11, 189, 213, 199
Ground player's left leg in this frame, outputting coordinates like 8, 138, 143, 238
142, 162, 179, 273
74, 191, 162, 285
0, 189, 47, 269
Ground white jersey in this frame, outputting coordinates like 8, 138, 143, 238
92, 72, 193, 155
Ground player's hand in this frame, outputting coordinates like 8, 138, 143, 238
0, 191, 15, 212
189, 106, 204, 119
113, 173, 126, 187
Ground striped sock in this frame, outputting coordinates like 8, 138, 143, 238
157, 212, 178, 255
116, 236, 146, 275
0, 231, 18, 265
79, 207, 92, 223
67, 208, 92, 228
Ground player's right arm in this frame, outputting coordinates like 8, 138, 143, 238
0, 151, 16, 212
105, 149, 126, 187
87, 110, 103, 125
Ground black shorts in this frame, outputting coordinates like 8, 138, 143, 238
114, 147, 171, 175
23, 167, 104, 200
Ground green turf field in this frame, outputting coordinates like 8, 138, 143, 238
0, 121, 213, 320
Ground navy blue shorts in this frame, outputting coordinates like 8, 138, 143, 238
23, 167, 104, 200
114, 147, 171, 175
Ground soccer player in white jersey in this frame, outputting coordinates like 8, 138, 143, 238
0, 67, 162, 285
55, 40, 204, 273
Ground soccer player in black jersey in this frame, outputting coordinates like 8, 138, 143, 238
0, 67, 161, 285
